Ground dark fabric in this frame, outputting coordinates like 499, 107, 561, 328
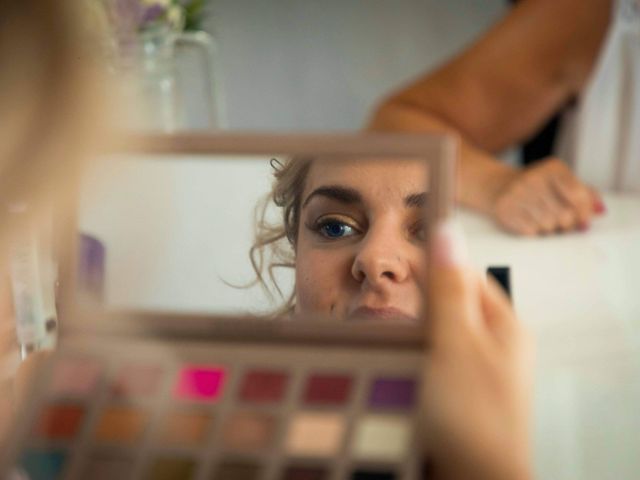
520, 112, 562, 165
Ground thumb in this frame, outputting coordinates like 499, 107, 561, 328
426, 220, 481, 344
14, 351, 50, 405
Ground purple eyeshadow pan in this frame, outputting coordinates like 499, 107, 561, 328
368, 377, 416, 409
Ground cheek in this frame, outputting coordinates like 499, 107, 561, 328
294, 245, 352, 315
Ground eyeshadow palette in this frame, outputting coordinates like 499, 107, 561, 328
1, 133, 455, 480
2, 316, 427, 480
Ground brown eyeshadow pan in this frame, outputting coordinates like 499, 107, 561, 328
80, 453, 135, 480
94, 406, 149, 443
212, 460, 261, 480
283, 465, 328, 480
222, 411, 277, 451
157, 410, 212, 446
145, 456, 197, 480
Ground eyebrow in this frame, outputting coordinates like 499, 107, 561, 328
302, 185, 428, 209
302, 185, 362, 208
404, 192, 428, 208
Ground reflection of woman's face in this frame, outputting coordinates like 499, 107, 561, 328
294, 158, 428, 322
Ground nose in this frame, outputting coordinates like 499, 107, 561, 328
351, 224, 410, 286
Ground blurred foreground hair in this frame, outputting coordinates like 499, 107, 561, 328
0, 0, 108, 238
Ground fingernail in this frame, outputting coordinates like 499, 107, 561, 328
430, 220, 469, 267
594, 199, 606, 215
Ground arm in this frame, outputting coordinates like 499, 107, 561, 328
369, 0, 612, 234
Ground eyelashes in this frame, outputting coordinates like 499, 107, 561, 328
409, 220, 427, 242
306, 215, 426, 243
307, 215, 361, 240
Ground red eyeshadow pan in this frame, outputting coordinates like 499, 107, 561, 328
303, 374, 352, 406
239, 370, 288, 403
33, 404, 85, 440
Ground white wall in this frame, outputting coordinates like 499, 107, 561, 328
204, 0, 507, 130
79, 154, 291, 314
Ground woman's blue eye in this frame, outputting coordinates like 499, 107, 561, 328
319, 220, 355, 238
413, 223, 427, 242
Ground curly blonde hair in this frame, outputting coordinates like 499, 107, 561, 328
249, 157, 313, 315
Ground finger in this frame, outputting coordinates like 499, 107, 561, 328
514, 174, 562, 234
0, 275, 14, 325
427, 221, 482, 345
500, 211, 538, 236
0, 381, 13, 447
550, 171, 594, 226
480, 275, 520, 348
499, 174, 560, 235
523, 196, 556, 234
0, 322, 15, 343
519, 174, 560, 233
552, 203, 579, 232
494, 195, 539, 236
534, 188, 578, 233
590, 187, 606, 215
13, 351, 50, 405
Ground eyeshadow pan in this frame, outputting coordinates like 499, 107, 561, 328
283, 465, 328, 480
285, 412, 345, 457
222, 411, 276, 450
48, 357, 101, 396
369, 377, 416, 409
212, 460, 260, 480
352, 415, 411, 461
81, 453, 134, 480
158, 411, 211, 446
33, 404, 84, 440
146, 456, 196, 480
238, 369, 288, 403
94, 406, 149, 443
351, 470, 396, 480
303, 374, 352, 406
111, 363, 164, 398
20, 449, 66, 480
174, 365, 226, 402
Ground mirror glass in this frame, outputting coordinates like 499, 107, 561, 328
78, 148, 439, 321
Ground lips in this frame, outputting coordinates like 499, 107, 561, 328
348, 306, 418, 323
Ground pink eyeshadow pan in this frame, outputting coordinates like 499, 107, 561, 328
173, 365, 226, 402
48, 358, 102, 396
111, 364, 164, 398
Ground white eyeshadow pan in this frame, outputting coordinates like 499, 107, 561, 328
352, 415, 412, 461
